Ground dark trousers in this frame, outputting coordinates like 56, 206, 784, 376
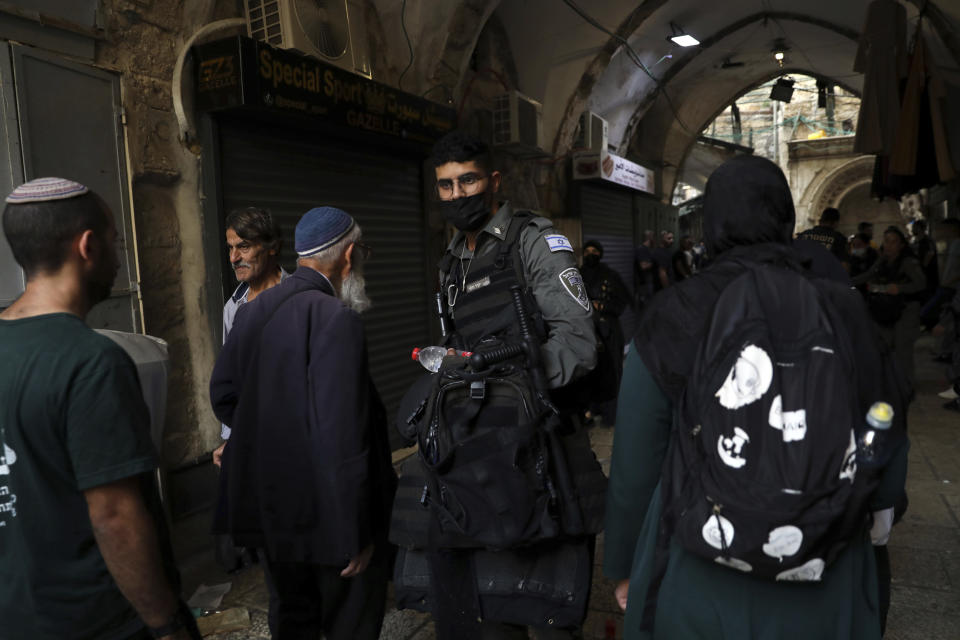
264, 553, 388, 640
261, 550, 280, 635
875, 545, 891, 636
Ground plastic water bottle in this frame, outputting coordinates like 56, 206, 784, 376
858, 401, 894, 466
411, 346, 471, 372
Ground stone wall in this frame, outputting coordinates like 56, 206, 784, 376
705, 76, 861, 164
687, 75, 906, 235
95, 0, 242, 464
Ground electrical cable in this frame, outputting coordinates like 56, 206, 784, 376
398, 0, 414, 92
560, 0, 695, 136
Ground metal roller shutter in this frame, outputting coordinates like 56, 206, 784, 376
578, 182, 637, 341
218, 120, 431, 419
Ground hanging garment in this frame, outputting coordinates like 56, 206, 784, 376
853, 0, 908, 155
890, 33, 956, 184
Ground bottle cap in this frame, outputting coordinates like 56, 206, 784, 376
411, 347, 421, 360
867, 402, 894, 429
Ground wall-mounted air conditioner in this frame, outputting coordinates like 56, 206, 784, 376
492, 91, 544, 153
245, 0, 372, 79
575, 111, 608, 152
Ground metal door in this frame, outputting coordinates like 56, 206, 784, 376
7, 44, 140, 330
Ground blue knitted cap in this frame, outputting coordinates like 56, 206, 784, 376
295, 206, 355, 257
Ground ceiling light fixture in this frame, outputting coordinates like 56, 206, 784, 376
669, 22, 699, 47
772, 38, 788, 68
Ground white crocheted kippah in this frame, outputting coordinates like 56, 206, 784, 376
5, 177, 89, 204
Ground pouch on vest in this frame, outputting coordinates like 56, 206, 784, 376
392, 541, 592, 629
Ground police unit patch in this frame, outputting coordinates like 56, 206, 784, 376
559, 267, 590, 310
545, 234, 573, 252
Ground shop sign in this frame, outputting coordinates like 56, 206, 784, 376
572, 149, 655, 194
194, 36, 456, 145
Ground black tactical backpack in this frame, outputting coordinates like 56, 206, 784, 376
661, 263, 884, 581
415, 354, 562, 549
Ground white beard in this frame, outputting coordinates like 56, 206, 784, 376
340, 271, 371, 313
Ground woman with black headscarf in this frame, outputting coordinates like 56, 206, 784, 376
602, 156, 907, 639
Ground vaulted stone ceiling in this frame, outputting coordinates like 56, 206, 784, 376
488, 0, 960, 196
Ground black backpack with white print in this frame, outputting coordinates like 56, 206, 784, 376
661, 262, 882, 581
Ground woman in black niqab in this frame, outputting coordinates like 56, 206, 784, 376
603, 155, 896, 640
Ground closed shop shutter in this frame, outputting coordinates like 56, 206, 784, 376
578, 182, 637, 341
217, 118, 431, 418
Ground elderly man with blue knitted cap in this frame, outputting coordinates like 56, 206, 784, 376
210, 206, 396, 639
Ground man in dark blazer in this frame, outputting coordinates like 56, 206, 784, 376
210, 206, 396, 640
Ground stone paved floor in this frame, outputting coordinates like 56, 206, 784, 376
179, 335, 959, 639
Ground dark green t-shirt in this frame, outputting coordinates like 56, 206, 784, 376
0, 313, 157, 640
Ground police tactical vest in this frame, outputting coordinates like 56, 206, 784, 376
389, 210, 607, 551
440, 211, 541, 350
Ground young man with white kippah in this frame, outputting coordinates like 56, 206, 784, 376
210, 206, 396, 639
0, 178, 199, 639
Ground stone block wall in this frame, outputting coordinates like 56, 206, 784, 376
95, 0, 242, 465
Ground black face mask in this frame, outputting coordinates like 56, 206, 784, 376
439, 192, 490, 231
582, 254, 601, 268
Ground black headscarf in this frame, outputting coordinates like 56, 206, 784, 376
583, 239, 604, 257
702, 155, 796, 254
635, 156, 800, 402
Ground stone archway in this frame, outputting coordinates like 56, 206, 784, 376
810, 156, 875, 215
425, 0, 503, 100
835, 183, 905, 237
801, 155, 903, 237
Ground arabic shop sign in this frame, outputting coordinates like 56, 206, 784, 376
194, 36, 456, 145
572, 149, 655, 194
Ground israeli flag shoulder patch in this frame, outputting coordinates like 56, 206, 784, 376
545, 234, 573, 253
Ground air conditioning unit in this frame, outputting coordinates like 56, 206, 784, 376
574, 111, 608, 152
492, 91, 544, 152
245, 0, 372, 79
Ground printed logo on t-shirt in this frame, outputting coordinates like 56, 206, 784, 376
0, 441, 17, 525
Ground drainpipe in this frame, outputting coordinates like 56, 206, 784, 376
171, 17, 247, 149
